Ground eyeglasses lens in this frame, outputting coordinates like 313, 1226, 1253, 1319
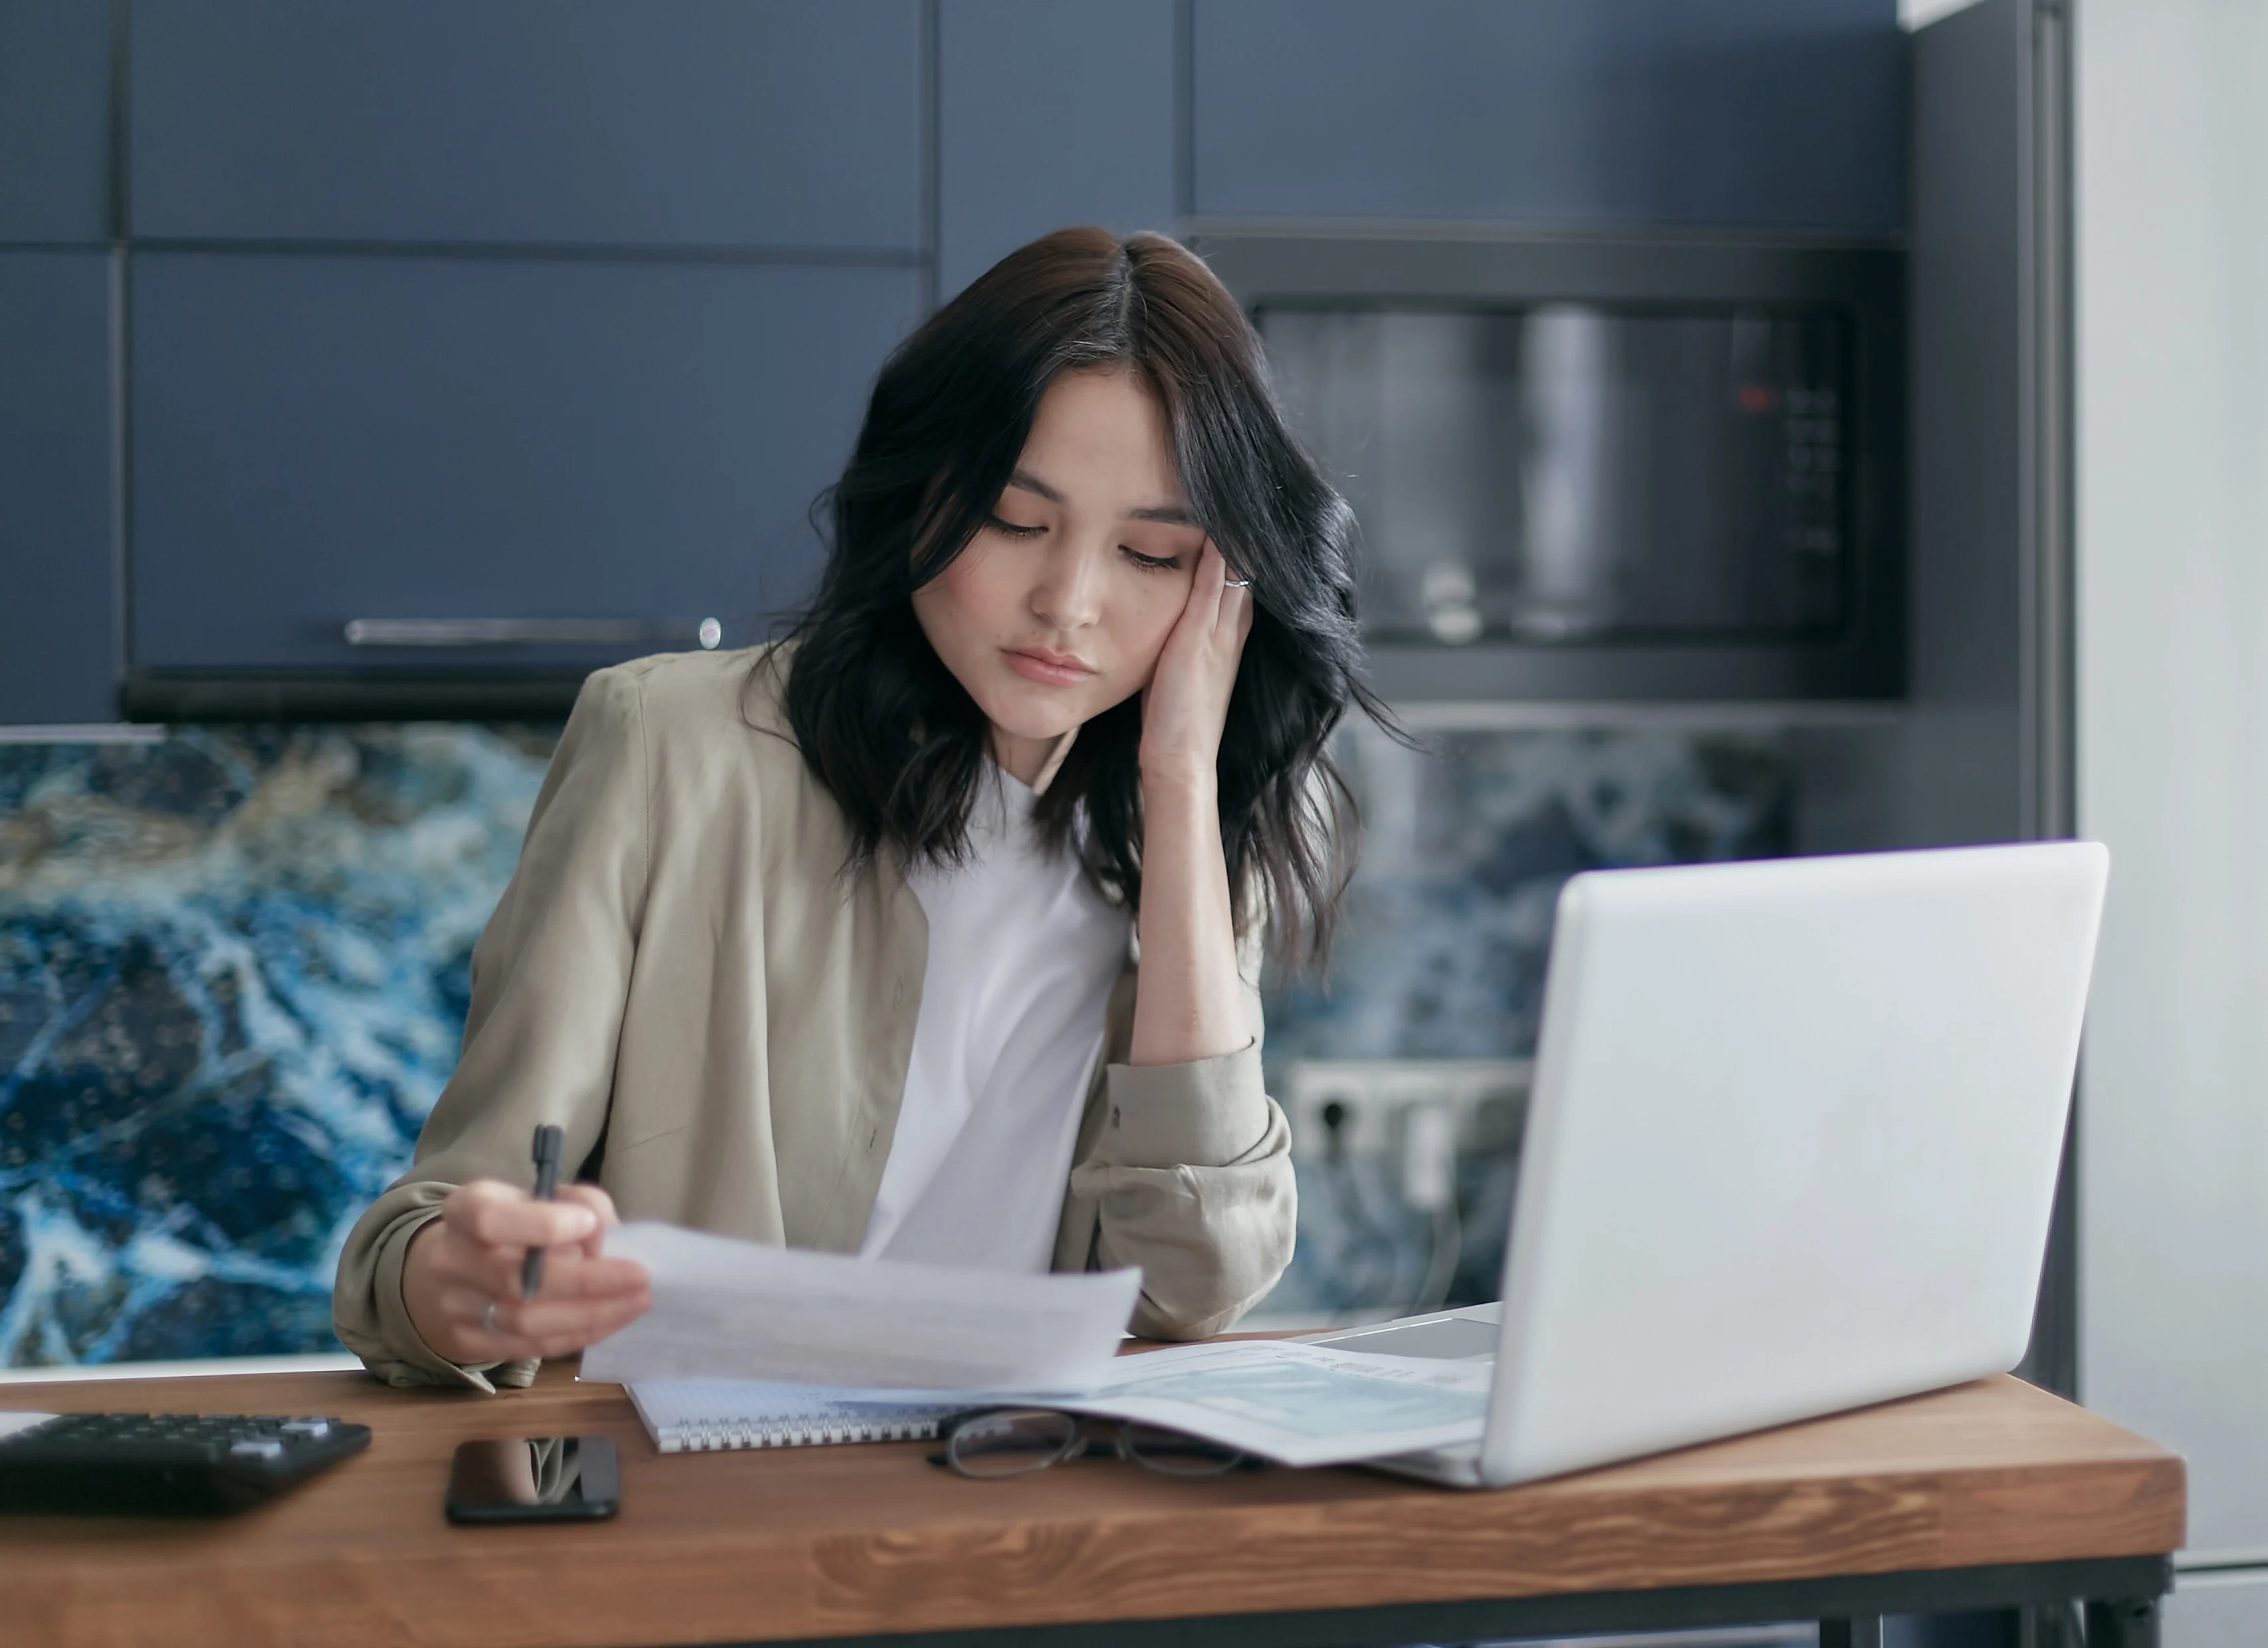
945, 1409, 1082, 1477
1119, 1422, 1246, 1477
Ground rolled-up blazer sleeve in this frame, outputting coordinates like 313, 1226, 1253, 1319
332, 667, 651, 1390
1060, 924, 1297, 1339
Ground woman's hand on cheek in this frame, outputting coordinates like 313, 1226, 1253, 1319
1139, 542, 1252, 789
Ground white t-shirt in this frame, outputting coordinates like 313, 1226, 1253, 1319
859, 768, 1131, 1271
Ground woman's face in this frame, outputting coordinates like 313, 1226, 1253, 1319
912, 367, 1207, 782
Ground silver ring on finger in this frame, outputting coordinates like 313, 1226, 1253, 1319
481, 1298, 502, 1336
1224, 576, 1252, 589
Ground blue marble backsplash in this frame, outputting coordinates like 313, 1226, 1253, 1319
0, 716, 1787, 1364
0, 726, 552, 1365
1258, 720, 1790, 1319
1263, 720, 1789, 1068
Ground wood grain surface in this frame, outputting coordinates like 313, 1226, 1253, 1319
0, 1364, 2183, 1648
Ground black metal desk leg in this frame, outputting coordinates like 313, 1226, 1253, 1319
2083, 1596, 2161, 1648
1821, 1619, 1886, 1648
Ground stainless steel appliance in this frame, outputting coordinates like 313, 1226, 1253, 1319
1193, 232, 1904, 704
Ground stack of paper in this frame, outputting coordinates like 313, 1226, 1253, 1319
582, 1221, 1492, 1467
1056, 1340, 1490, 1468
581, 1221, 1140, 1391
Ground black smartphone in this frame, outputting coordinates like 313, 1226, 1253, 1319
445, 1435, 619, 1524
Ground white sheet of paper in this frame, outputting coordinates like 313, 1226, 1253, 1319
1051, 1340, 1494, 1467
579, 1221, 1141, 1393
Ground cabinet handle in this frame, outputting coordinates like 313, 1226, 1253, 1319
344, 617, 726, 649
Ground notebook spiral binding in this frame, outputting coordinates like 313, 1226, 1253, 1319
661, 1413, 948, 1453
627, 1382, 964, 1454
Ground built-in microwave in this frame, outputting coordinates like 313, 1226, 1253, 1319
1190, 230, 1904, 703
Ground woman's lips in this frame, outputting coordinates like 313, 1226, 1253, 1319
1004, 647, 1095, 687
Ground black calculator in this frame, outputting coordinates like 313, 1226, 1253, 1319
0, 1411, 372, 1514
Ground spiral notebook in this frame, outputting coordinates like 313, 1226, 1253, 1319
625, 1380, 968, 1453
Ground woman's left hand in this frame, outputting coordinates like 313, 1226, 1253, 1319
1129, 541, 1254, 1067
1140, 542, 1253, 786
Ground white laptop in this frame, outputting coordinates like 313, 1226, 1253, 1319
1307, 841, 2108, 1489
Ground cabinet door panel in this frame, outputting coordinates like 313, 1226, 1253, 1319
130, 253, 921, 669
129, 0, 924, 251
1194, 0, 1902, 233
0, 0, 111, 244
937, 0, 1177, 298
0, 251, 117, 724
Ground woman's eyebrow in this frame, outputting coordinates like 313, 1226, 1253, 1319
1007, 468, 1200, 527
1006, 468, 1065, 504
1127, 502, 1199, 526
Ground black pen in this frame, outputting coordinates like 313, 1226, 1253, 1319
522, 1124, 564, 1299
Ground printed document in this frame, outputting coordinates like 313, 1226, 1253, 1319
1054, 1340, 1493, 1467
579, 1221, 1139, 1392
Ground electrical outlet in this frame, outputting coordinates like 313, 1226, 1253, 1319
1282, 1059, 1533, 1171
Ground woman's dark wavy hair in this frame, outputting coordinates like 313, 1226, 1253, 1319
775, 226, 1382, 964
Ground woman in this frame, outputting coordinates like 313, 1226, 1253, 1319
333, 227, 1375, 1391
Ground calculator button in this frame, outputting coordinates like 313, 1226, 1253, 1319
229, 1438, 285, 1461
280, 1419, 331, 1439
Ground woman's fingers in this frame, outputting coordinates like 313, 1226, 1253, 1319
1194, 545, 1250, 676
1141, 540, 1252, 779
1207, 543, 1255, 647
558, 1182, 621, 1261
559, 1181, 621, 1225
434, 1257, 649, 1318
1189, 540, 1256, 642
1169, 544, 1238, 657
516, 1295, 651, 1360
435, 1251, 652, 1358
1227, 575, 1254, 642
1190, 539, 1228, 625
509, 1290, 650, 1362
429, 1180, 643, 1297
449, 1178, 600, 1251
405, 1179, 652, 1363
521, 1254, 651, 1302
445, 1287, 651, 1363
437, 1229, 647, 1306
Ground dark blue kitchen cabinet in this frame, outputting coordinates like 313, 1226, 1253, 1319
936, 0, 1178, 298
129, 253, 921, 674
0, 0, 112, 244
1192, 0, 1904, 233
0, 251, 117, 724
129, 0, 925, 252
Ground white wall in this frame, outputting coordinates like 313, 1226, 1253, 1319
2076, 0, 2268, 1593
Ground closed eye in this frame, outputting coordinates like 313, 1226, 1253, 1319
986, 514, 1046, 539
1121, 546, 1183, 571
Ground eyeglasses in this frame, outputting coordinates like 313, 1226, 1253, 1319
931, 1407, 1254, 1479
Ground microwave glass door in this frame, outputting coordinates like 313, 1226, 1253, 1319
1259, 304, 1853, 647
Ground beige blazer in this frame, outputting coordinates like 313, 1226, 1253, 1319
332, 646, 1296, 1390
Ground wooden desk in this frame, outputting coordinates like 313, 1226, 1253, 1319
0, 1365, 2181, 1648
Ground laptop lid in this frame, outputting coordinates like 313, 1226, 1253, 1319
1480, 841, 2107, 1487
